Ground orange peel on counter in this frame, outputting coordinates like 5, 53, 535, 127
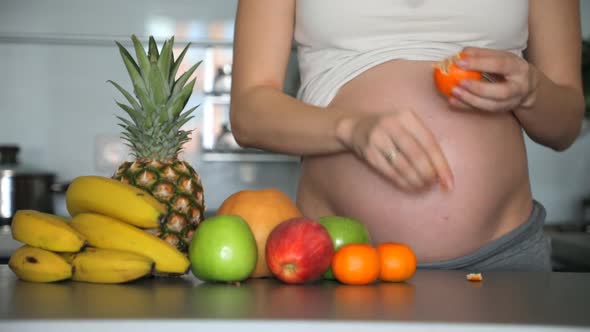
466, 273, 483, 282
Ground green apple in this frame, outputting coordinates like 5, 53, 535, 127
318, 216, 372, 279
189, 215, 257, 282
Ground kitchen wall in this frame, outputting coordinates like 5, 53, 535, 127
0, 0, 301, 216
0, 0, 589, 223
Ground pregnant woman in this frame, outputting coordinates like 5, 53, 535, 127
229, 0, 585, 271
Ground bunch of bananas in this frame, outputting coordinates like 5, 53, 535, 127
8, 176, 190, 284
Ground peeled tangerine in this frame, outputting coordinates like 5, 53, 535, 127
433, 52, 482, 97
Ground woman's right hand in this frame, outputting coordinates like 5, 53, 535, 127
336, 109, 454, 193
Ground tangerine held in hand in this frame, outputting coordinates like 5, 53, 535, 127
433, 52, 482, 97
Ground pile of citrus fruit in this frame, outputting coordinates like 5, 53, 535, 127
332, 243, 416, 285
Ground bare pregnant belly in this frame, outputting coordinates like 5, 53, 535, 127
296, 60, 533, 263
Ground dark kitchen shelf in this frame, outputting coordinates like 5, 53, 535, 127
545, 225, 590, 272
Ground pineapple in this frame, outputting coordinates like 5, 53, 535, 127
109, 35, 205, 253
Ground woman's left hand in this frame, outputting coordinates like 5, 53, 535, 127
448, 47, 539, 113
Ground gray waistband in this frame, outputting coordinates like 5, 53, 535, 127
418, 200, 546, 270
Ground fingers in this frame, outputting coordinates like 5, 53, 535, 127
457, 55, 519, 76
349, 111, 454, 193
362, 111, 454, 192
461, 47, 498, 57
459, 48, 522, 75
363, 128, 421, 191
365, 148, 414, 192
451, 48, 532, 112
393, 113, 454, 191
384, 134, 431, 189
458, 79, 520, 101
450, 83, 522, 112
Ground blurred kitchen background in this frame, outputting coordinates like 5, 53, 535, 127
1, 0, 589, 269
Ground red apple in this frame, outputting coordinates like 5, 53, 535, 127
265, 217, 334, 284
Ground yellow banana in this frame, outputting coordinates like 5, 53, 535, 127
8, 245, 72, 282
70, 213, 190, 275
67, 247, 154, 284
11, 210, 86, 252
65, 175, 166, 228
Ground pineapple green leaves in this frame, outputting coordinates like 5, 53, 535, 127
108, 35, 202, 160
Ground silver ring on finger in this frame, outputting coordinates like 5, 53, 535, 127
385, 146, 399, 164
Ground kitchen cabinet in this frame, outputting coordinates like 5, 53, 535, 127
0, 265, 589, 331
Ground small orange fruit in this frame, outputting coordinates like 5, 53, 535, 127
377, 242, 417, 282
433, 52, 482, 97
331, 244, 380, 285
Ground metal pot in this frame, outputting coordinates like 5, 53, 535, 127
0, 146, 66, 226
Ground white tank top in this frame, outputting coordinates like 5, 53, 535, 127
294, 0, 529, 107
